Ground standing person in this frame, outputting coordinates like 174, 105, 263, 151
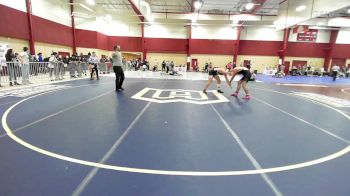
166, 61, 170, 73
202, 64, 231, 94
161, 60, 166, 72
331, 64, 340, 81
48, 52, 58, 81
37, 53, 43, 62
88, 52, 99, 80
112, 45, 125, 91
18, 47, 31, 85
229, 66, 252, 100
5, 49, 20, 86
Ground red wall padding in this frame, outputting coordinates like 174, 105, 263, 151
76, 29, 97, 49
97, 32, 109, 51
286, 42, 328, 58
239, 40, 282, 56
108, 36, 142, 52
0, 4, 29, 40
190, 39, 235, 55
32, 16, 73, 46
145, 38, 188, 53
333, 44, 350, 59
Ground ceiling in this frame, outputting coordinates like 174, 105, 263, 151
81, 0, 283, 15
68, 0, 350, 28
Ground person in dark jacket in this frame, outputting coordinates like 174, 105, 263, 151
5, 49, 20, 86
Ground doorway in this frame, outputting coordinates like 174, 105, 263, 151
191, 58, 198, 71
284, 61, 290, 75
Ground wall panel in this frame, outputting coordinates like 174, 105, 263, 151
32, 16, 73, 47
35, 42, 72, 57
0, 4, 29, 40
147, 53, 187, 66
0, 36, 29, 53
145, 38, 187, 53
239, 41, 282, 56
237, 55, 280, 73
286, 42, 327, 58
191, 54, 233, 69
191, 39, 235, 55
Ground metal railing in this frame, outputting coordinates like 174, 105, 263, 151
0, 61, 113, 86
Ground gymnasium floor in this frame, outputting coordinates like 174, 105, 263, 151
0, 73, 350, 196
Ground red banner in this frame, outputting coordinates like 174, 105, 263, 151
297, 29, 318, 42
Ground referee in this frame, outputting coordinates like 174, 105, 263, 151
112, 45, 125, 91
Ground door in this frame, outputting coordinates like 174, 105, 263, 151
284, 61, 290, 75
191, 58, 198, 71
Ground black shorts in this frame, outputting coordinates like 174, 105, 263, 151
209, 70, 218, 76
240, 70, 251, 82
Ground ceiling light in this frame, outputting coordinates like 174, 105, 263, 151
141, 1, 148, 6
105, 14, 112, 20
191, 13, 198, 22
86, 0, 95, 6
348, 8, 350, 14
296, 5, 306, 12
245, 3, 254, 10
194, 1, 202, 10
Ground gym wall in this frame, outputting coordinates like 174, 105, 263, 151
35, 42, 72, 57
0, 37, 29, 53
1, 2, 350, 70
237, 55, 280, 73
147, 53, 187, 67
191, 54, 233, 69
284, 57, 325, 69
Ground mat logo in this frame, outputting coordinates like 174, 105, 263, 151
131, 88, 229, 104
291, 92, 350, 107
0, 84, 72, 98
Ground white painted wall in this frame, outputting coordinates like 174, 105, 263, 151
336, 29, 350, 44
241, 27, 283, 41
31, 0, 71, 26
76, 18, 141, 37
192, 26, 237, 40
288, 29, 330, 43
0, 0, 26, 12
144, 24, 188, 39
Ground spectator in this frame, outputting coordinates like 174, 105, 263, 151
37, 53, 43, 62
161, 60, 166, 72
88, 52, 99, 80
331, 64, 340, 81
18, 47, 31, 85
5, 49, 20, 86
48, 52, 58, 81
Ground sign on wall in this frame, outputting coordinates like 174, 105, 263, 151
297, 29, 318, 42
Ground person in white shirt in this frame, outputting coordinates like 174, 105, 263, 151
48, 52, 58, 81
88, 52, 99, 80
331, 64, 340, 81
112, 45, 124, 91
18, 47, 31, 84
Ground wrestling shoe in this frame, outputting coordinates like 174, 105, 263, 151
230, 92, 238, 97
242, 95, 251, 100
